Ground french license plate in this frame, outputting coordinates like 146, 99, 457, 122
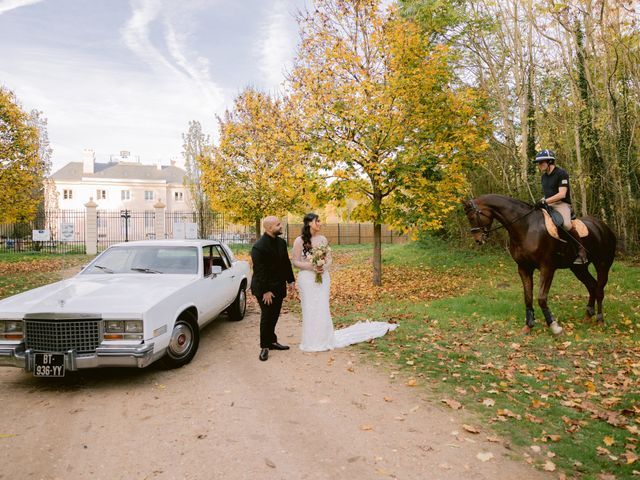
34, 353, 65, 377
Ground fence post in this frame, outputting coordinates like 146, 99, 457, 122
84, 198, 98, 255
154, 199, 166, 239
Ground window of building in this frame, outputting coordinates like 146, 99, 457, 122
144, 190, 154, 201
174, 191, 183, 202
96, 189, 106, 200
121, 190, 131, 201
63, 189, 73, 200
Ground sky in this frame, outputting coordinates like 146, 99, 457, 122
0, 0, 308, 172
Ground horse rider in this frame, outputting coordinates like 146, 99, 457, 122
533, 149, 587, 264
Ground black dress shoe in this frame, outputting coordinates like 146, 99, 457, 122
259, 348, 269, 361
269, 342, 290, 350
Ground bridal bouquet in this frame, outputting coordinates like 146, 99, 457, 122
310, 244, 330, 283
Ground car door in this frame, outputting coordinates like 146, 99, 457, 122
212, 245, 238, 308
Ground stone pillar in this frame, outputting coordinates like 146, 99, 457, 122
84, 197, 98, 255
154, 199, 166, 239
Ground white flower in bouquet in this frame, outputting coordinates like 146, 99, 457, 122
310, 244, 330, 283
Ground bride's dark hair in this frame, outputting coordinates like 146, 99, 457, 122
301, 213, 319, 255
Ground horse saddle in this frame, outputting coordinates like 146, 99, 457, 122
542, 209, 589, 241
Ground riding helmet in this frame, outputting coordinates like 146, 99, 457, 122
533, 149, 556, 164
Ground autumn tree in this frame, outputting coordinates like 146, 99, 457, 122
289, 0, 488, 285
199, 88, 317, 240
182, 120, 212, 237
0, 87, 50, 223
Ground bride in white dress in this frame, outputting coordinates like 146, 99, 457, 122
292, 213, 398, 352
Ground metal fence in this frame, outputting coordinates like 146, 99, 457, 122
0, 210, 405, 254
0, 210, 86, 254
286, 223, 408, 246
165, 211, 255, 245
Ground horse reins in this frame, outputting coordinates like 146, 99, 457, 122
467, 199, 536, 237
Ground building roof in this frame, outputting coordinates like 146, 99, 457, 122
50, 162, 186, 184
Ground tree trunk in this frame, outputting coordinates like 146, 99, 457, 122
255, 217, 261, 242
373, 222, 382, 287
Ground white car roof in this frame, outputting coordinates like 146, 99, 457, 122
109, 239, 222, 248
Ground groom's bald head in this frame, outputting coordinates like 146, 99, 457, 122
263, 216, 283, 237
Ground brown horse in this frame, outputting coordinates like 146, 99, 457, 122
463, 194, 616, 334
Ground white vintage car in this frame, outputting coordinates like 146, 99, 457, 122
0, 240, 249, 376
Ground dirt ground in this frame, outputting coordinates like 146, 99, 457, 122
0, 300, 554, 480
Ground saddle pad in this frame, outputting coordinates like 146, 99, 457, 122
542, 210, 589, 240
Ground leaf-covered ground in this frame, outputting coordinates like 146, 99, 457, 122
287, 241, 640, 480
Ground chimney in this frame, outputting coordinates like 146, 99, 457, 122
83, 148, 95, 174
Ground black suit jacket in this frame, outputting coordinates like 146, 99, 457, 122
250, 234, 295, 298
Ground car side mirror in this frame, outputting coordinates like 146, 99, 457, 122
211, 266, 222, 277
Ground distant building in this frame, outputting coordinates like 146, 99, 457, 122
47, 149, 192, 211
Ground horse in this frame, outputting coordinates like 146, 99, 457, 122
463, 194, 616, 334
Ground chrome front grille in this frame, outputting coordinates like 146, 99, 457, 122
24, 318, 101, 354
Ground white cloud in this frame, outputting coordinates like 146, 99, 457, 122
256, 0, 298, 90
0, 0, 44, 15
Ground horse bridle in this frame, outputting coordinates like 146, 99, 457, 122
466, 199, 536, 239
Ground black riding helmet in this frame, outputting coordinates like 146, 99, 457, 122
533, 149, 556, 164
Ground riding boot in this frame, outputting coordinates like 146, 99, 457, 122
568, 226, 587, 264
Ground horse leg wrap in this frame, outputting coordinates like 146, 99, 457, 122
525, 309, 535, 328
542, 308, 555, 326
586, 305, 596, 318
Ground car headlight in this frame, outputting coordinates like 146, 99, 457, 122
124, 320, 143, 333
0, 320, 23, 341
103, 320, 143, 341
105, 320, 124, 333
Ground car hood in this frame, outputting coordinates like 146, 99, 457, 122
0, 275, 195, 316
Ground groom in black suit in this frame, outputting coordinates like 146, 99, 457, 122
251, 216, 295, 361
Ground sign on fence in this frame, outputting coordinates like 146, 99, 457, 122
173, 222, 198, 239
60, 223, 75, 242
32, 230, 51, 241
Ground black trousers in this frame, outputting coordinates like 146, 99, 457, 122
257, 295, 284, 348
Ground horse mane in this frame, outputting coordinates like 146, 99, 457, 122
476, 194, 534, 212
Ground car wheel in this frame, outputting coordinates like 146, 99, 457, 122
161, 316, 199, 369
228, 283, 247, 321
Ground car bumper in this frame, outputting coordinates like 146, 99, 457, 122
0, 343, 156, 371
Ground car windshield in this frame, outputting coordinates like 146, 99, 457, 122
82, 245, 199, 275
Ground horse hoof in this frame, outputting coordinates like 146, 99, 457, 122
521, 325, 532, 335
549, 321, 563, 335
595, 314, 604, 323
583, 314, 593, 323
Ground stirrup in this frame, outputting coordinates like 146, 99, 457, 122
573, 255, 588, 265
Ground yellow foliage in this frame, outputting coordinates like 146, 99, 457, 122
289, 0, 489, 233
198, 89, 323, 229
0, 87, 48, 223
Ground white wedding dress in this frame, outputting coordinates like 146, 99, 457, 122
292, 235, 398, 352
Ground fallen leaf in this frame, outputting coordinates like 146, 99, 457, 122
406, 378, 417, 387
383, 396, 394, 402
442, 398, 462, 410
486, 436, 501, 443
603, 436, 615, 446
463, 424, 480, 434
530, 445, 541, 454
360, 424, 373, 431
623, 451, 638, 465
482, 398, 495, 407
265, 458, 276, 468
543, 460, 556, 471
476, 452, 494, 462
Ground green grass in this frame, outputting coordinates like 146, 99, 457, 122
331, 238, 640, 479
0, 253, 92, 297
